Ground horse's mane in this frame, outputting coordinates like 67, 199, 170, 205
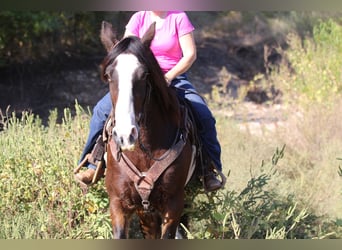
101, 36, 180, 122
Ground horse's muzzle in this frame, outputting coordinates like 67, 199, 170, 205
112, 125, 139, 151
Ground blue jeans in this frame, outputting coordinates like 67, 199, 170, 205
79, 76, 222, 171
79, 92, 112, 170
171, 75, 222, 171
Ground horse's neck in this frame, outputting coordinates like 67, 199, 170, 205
142, 101, 180, 148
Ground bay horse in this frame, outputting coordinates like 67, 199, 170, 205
99, 21, 197, 239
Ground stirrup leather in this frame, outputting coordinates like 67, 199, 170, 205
73, 135, 106, 185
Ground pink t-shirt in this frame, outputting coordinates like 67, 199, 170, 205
125, 11, 195, 73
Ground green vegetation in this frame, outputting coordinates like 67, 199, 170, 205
0, 12, 341, 239
1, 102, 340, 238
0, 11, 132, 66
272, 17, 342, 106
0, 104, 114, 238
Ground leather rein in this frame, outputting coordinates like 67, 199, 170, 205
105, 79, 189, 211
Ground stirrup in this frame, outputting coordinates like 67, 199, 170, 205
215, 168, 227, 189
92, 160, 104, 184
202, 164, 227, 191
74, 135, 106, 185
213, 164, 227, 189
73, 153, 104, 185
73, 153, 90, 175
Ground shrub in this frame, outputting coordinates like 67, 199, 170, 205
273, 18, 342, 106
183, 146, 330, 239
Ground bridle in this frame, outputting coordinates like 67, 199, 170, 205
106, 73, 189, 212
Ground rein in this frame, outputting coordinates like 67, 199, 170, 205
106, 76, 190, 211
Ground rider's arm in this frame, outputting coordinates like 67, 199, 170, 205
164, 32, 197, 85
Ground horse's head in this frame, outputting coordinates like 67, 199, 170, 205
100, 21, 162, 151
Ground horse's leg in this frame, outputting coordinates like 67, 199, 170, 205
176, 213, 189, 239
109, 199, 131, 239
137, 211, 161, 239
160, 196, 185, 239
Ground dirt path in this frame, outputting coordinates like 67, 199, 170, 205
219, 102, 287, 136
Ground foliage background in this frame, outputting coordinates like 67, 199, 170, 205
0, 11, 341, 239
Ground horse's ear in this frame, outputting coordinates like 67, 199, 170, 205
141, 22, 156, 48
100, 21, 119, 53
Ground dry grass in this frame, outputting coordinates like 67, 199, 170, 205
270, 100, 342, 219
1, 12, 341, 239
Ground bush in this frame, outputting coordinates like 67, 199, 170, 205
0, 103, 341, 239
0, 103, 112, 238
272, 18, 342, 106
0, 11, 132, 67
182, 146, 336, 239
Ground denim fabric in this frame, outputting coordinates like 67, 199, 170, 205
79, 76, 222, 171
171, 75, 222, 171
79, 92, 112, 170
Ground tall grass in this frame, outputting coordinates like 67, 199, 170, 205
0, 17, 342, 239
0, 101, 340, 238
261, 18, 342, 222
214, 111, 341, 239
270, 18, 342, 106
0, 104, 111, 239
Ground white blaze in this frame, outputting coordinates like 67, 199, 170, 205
114, 53, 140, 149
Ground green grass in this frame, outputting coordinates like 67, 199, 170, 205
0, 104, 111, 239
0, 100, 340, 238
0, 16, 342, 239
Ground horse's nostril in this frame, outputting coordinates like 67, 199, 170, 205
131, 127, 138, 139
129, 126, 138, 144
112, 126, 138, 148
129, 134, 135, 144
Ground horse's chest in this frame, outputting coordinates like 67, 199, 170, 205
120, 181, 166, 211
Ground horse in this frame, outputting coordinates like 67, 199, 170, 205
99, 21, 198, 239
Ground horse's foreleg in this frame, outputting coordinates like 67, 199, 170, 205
160, 199, 184, 239
137, 211, 161, 239
109, 200, 130, 239
161, 215, 182, 239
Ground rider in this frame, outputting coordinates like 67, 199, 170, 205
75, 11, 224, 192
